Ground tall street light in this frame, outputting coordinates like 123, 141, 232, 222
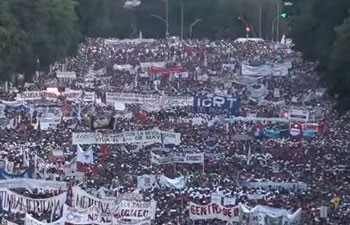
190, 19, 202, 39
150, 14, 167, 37
180, 0, 184, 40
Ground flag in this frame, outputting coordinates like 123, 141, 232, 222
101, 144, 108, 160
77, 145, 94, 164
22, 147, 30, 167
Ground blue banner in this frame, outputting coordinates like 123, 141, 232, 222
193, 94, 240, 115
0, 167, 33, 180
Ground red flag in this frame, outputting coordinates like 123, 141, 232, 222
138, 112, 149, 121
101, 144, 108, 160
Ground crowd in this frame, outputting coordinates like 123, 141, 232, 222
0, 37, 349, 225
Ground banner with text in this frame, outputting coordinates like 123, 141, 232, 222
72, 130, 181, 145
189, 202, 240, 222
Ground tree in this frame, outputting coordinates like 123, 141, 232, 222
0, 0, 25, 80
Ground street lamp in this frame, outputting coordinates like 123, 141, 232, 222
189, 19, 202, 39
179, 0, 184, 40
150, 14, 168, 37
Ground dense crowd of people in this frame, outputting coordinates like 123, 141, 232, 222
0, 37, 349, 225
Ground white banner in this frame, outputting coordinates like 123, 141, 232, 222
151, 152, 204, 164
62, 90, 82, 101
241, 205, 301, 225
241, 64, 272, 76
0, 188, 66, 215
137, 175, 186, 190
189, 202, 240, 222
0, 179, 67, 192
25, 214, 64, 225
56, 71, 76, 79
83, 92, 95, 102
72, 130, 181, 145
113, 200, 156, 221
288, 109, 309, 123
137, 175, 157, 190
272, 61, 292, 77
72, 186, 116, 214
105, 92, 193, 107
63, 204, 111, 225
140, 62, 166, 73
241, 181, 307, 191
16, 91, 58, 101
158, 175, 186, 189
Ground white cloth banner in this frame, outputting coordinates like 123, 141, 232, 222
25, 214, 64, 225
137, 175, 157, 190
137, 175, 186, 190
158, 175, 186, 189
240, 205, 301, 225
241, 64, 272, 76
56, 71, 76, 79
76, 145, 94, 164
72, 130, 181, 145
140, 62, 166, 73
0, 179, 67, 191
241, 181, 308, 191
288, 109, 309, 123
62, 90, 83, 102
83, 92, 95, 102
16, 91, 58, 101
151, 152, 204, 164
72, 186, 116, 214
189, 202, 240, 222
0, 188, 66, 215
272, 61, 292, 77
113, 200, 156, 221
105, 92, 193, 107
63, 204, 111, 225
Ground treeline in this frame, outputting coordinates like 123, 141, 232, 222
0, 0, 286, 80
1, 0, 350, 113
285, 0, 350, 113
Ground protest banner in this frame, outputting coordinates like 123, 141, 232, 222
140, 62, 166, 73
288, 109, 309, 123
137, 175, 157, 190
2, 218, 19, 225
240, 205, 301, 225
62, 90, 82, 102
240, 181, 307, 191
72, 130, 181, 145
137, 175, 186, 190
72, 186, 116, 214
63, 204, 111, 225
0, 179, 67, 191
56, 71, 77, 79
83, 92, 95, 102
105, 92, 192, 107
189, 202, 240, 222
25, 214, 64, 225
0, 188, 66, 215
151, 152, 204, 165
16, 91, 59, 101
113, 200, 157, 221
193, 94, 240, 115
241, 64, 272, 76
0, 167, 33, 180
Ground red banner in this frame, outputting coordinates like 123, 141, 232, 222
148, 66, 185, 75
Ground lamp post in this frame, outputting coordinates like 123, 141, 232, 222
150, 14, 167, 37
180, 0, 184, 40
189, 19, 202, 39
